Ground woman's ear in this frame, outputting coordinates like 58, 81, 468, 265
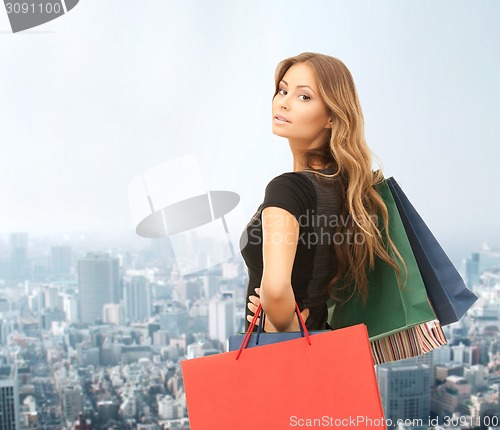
325, 115, 334, 129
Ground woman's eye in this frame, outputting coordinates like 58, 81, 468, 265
298, 95, 311, 101
278, 88, 287, 96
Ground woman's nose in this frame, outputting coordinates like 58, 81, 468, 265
279, 96, 289, 110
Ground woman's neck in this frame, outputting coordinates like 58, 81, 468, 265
291, 153, 329, 172
288, 138, 329, 172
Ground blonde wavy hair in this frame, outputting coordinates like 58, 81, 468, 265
274, 52, 406, 303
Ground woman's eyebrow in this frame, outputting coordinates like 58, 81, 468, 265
281, 80, 316, 95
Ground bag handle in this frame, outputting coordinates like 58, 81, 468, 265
256, 306, 305, 343
236, 303, 311, 360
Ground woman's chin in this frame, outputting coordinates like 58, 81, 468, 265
271, 127, 289, 138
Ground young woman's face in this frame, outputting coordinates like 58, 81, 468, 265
272, 62, 332, 145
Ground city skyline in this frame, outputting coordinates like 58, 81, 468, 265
1, 227, 499, 428
1, 1, 499, 269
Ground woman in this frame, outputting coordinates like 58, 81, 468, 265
240, 52, 404, 333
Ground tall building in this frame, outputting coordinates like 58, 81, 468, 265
159, 302, 189, 337
204, 265, 223, 298
0, 298, 9, 313
189, 301, 209, 333
464, 365, 488, 389
63, 294, 79, 324
123, 276, 151, 322
464, 249, 500, 289
452, 343, 467, 364
465, 252, 480, 289
62, 385, 82, 424
432, 344, 452, 365
44, 286, 62, 310
431, 375, 472, 416
158, 394, 184, 419
76, 342, 100, 367
376, 361, 432, 426
0, 316, 16, 346
209, 293, 235, 344
51, 246, 72, 277
9, 233, 28, 281
78, 253, 120, 325
0, 365, 20, 430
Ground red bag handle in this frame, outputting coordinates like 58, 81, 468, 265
236, 303, 311, 360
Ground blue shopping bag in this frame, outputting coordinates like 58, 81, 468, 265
386, 177, 478, 325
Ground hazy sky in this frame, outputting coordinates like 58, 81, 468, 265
0, 0, 499, 265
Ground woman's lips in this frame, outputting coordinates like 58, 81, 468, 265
274, 114, 291, 124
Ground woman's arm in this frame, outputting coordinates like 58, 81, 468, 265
247, 288, 309, 332
256, 206, 307, 331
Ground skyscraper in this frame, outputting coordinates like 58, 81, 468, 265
78, 253, 120, 325
44, 285, 62, 310
63, 293, 79, 324
159, 302, 189, 337
123, 276, 151, 322
51, 246, 72, 277
62, 384, 82, 424
376, 361, 432, 426
0, 365, 20, 430
209, 293, 235, 344
465, 252, 480, 289
9, 233, 28, 281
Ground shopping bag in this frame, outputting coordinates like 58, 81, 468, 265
370, 319, 447, 365
229, 303, 446, 365
182, 304, 387, 430
329, 179, 436, 340
227, 303, 329, 351
386, 177, 478, 325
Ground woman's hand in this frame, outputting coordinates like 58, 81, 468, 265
247, 288, 310, 332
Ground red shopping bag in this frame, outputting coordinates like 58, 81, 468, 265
181, 304, 386, 430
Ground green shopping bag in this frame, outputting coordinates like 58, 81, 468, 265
329, 180, 436, 341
